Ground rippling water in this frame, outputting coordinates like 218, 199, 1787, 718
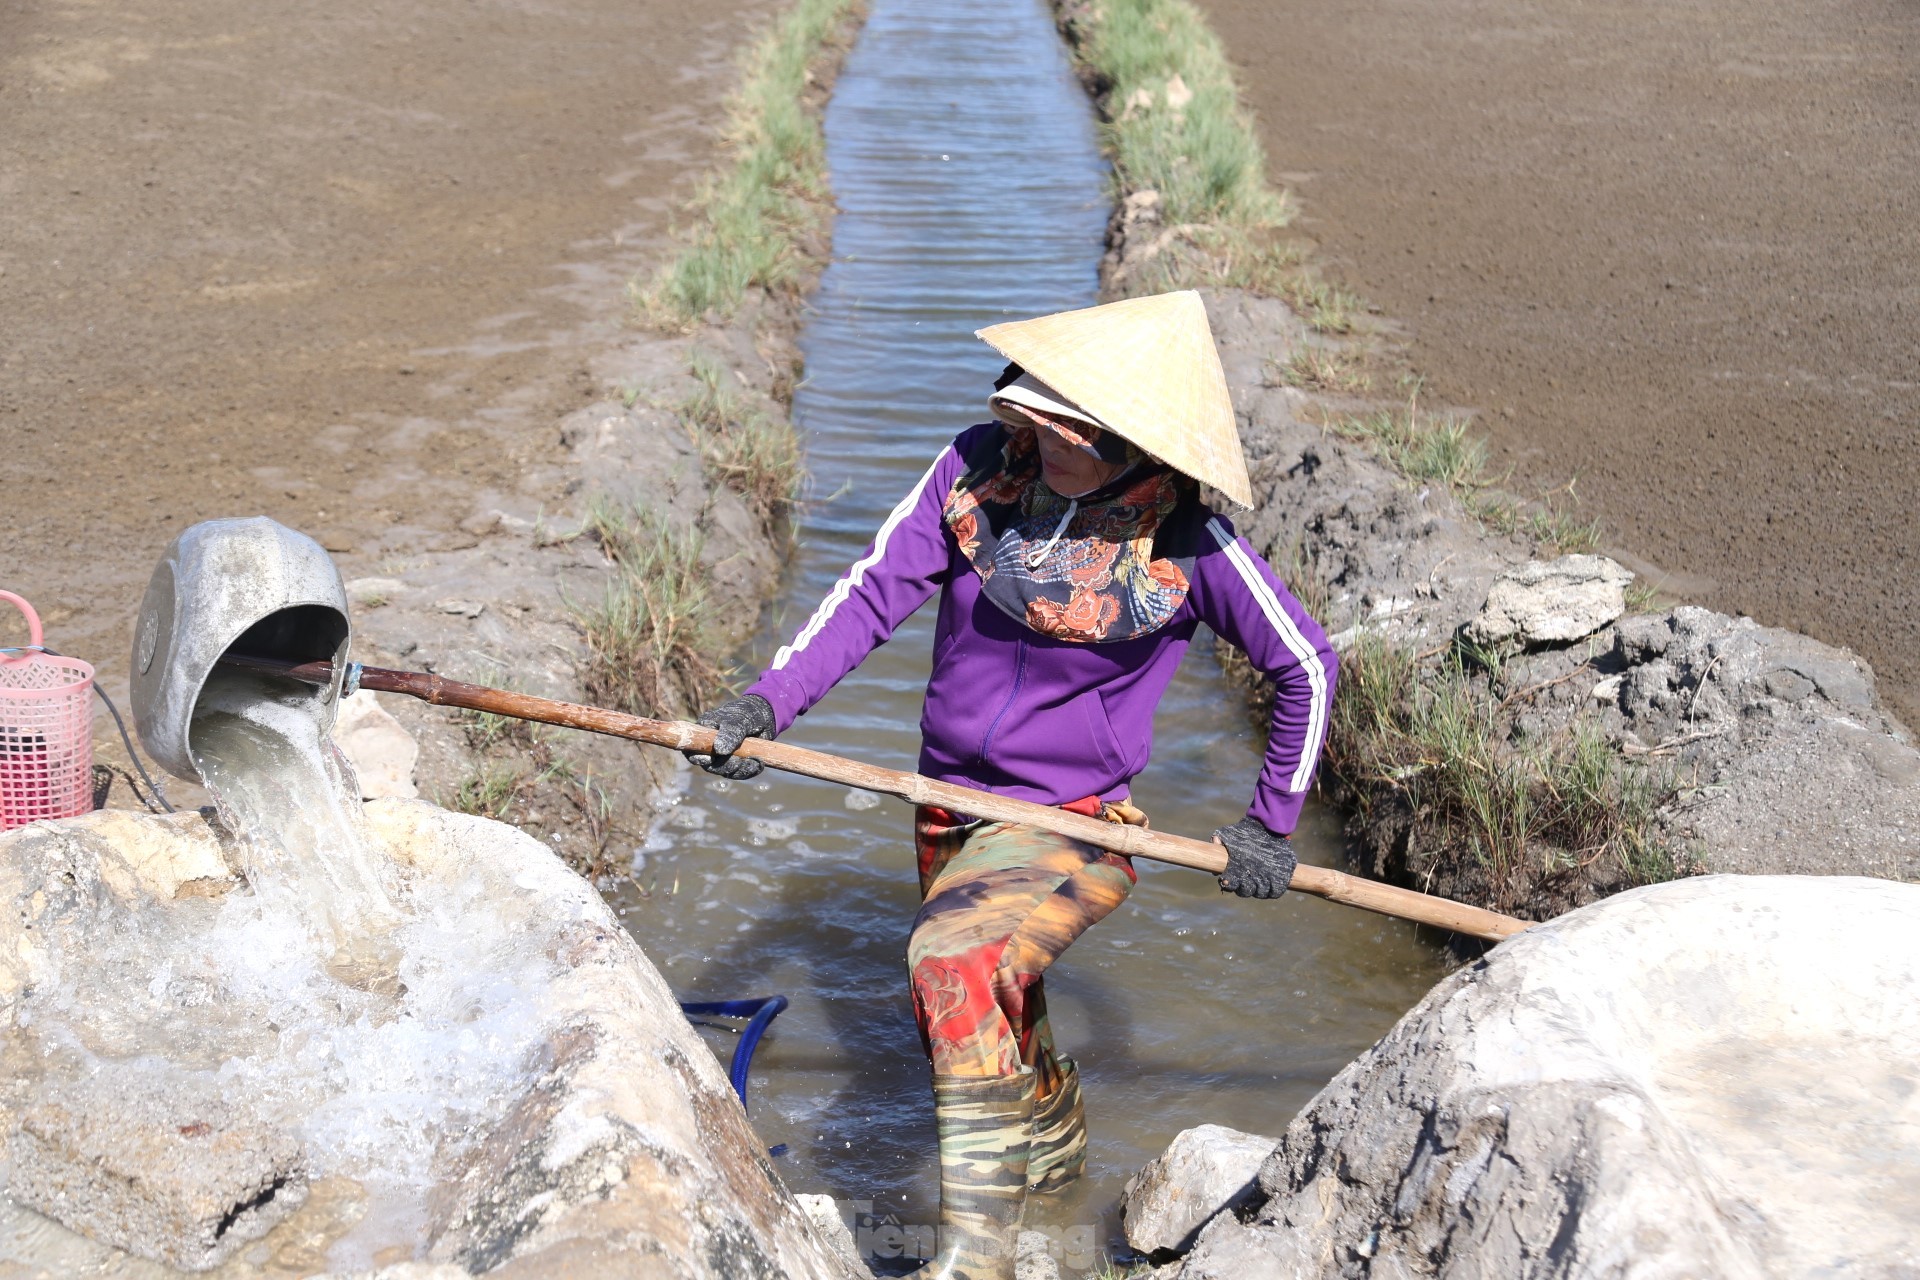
612, 0, 1452, 1266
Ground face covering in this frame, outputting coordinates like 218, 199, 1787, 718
941, 423, 1204, 644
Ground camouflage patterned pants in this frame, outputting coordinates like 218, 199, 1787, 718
907, 800, 1141, 1094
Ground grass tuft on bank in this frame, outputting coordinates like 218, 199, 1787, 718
1327, 635, 1677, 915
1226, 556, 1679, 921
1332, 403, 1487, 491
1270, 345, 1372, 395
1327, 398, 1602, 553
571, 497, 724, 717
683, 351, 804, 523
638, 0, 863, 326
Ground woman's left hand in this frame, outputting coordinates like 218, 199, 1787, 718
1212, 816, 1296, 898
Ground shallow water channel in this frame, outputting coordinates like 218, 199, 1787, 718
614, 0, 1453, 1266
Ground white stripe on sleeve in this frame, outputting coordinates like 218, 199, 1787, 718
771, 448, 953, 671
1207, 518, 1330, 792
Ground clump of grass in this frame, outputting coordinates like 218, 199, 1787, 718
561, 768, 619, 876
571, 497, 725, 717
1203, 232, 1304, 292
1331, 399, 1610, 553
1326, 634, 1675, 912
1331, 403, 1489, 492
451, 762, 522, 821
682, 350, 734, 425
1224, 544, 1677, 915
637, 0, 861, 325
706, 416, 803, 523
444, 748, 629, 883
1470, 495, 1604, 554
1270, 345, 1371, 395
681, 352, 803, 522
459, 686, 538, 753
1279, 275, 1361, 334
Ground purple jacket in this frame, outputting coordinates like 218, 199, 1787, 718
747, 426, 1338, 834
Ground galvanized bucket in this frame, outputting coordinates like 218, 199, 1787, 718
131, 517, 351, 784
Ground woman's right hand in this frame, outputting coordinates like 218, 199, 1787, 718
684, 694, 776, 780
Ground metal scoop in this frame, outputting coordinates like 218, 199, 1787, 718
130, 517, 351, 784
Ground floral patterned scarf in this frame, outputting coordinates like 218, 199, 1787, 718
942, 424, 1204, 644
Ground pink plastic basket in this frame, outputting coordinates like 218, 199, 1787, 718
0, 592, 95, 830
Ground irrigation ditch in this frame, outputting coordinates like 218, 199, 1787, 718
594, 0, 1462, 1252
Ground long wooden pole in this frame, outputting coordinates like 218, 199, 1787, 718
227, 656, 1530, 942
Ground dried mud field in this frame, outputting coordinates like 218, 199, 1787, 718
0, 0, 776, 682
1194, 0, 1920, 727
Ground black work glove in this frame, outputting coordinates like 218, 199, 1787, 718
1212, 816, 1296, 898
685, 694, 775, 781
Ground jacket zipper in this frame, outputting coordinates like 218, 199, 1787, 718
977, 635, 1028, 765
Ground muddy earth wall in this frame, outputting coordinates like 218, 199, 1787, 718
1, 0, 828, 853
0, 0, 778, 691
1187, 0, 1920, 729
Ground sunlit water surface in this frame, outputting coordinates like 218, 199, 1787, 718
613, 0, 1454, 1269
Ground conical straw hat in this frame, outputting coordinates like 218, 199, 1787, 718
975, 290, 1252, 507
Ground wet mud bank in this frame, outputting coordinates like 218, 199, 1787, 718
338, 281, 809, 878
1, 0, 859, 872
1047, 0, 1918, 920
336, 0, 868, 874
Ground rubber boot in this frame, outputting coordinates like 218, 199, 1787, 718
911, 1068, 1036, 1280
1026, 1055, 1087, 1194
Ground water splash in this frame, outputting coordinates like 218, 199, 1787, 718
4, 674, 568, 1270
191, 669, 404, 986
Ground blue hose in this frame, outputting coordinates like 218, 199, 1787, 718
677, 995, 790, 1112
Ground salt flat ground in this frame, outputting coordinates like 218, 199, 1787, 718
1194, 0, 1920, 726
0, 0, 774, 675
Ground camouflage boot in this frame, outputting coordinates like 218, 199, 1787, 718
912, 1068, 1036, 1280
1026, 1055, 1087, 1194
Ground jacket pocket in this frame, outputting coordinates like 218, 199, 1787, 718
931, 628, 960, 671
1077, 689, 1128, 779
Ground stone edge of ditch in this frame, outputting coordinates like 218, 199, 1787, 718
1048, 0, 1919, 922
323, 14, 866, 894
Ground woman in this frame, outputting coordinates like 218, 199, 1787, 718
686, 291, 1335, 1280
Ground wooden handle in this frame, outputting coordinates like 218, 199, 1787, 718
230, 656, 1529, 942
